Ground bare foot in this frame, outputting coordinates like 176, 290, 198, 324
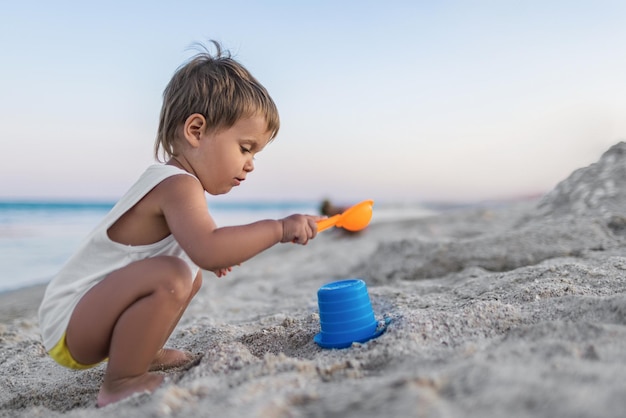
97, 372, 164, 407
149, 348, 194, 371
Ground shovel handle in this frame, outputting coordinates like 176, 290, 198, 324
316, 215, 341, 233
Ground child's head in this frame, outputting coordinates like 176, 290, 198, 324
155, 41, 280, 161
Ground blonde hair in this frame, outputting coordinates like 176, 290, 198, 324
155, 41, 280, 161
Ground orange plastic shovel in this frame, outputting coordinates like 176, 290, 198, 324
316, 200, 374, 233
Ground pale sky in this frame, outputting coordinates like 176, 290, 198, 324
1, 0, 625, 204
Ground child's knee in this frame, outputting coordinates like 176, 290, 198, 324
155, 256, 194, 300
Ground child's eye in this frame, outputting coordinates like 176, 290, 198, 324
240, 146, 251, 154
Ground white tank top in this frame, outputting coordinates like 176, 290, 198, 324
38, 164, 201, 351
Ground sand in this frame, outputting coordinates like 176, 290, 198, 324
2, 143, 626, 418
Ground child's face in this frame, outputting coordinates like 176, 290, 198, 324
193, 115, 272, 195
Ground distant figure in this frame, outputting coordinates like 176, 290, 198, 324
38, 40, 322, 408
320, 199, 347, 217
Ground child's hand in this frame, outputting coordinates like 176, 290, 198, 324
280, 214, 321, 245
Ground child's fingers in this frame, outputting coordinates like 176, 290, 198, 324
214, 267, 233, 278
308, 217, 319, 237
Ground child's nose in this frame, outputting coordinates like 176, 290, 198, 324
244, 159, 254, 172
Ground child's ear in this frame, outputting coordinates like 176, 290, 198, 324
183, 113, 207, 147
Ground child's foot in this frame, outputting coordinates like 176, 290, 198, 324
149, 348, 194, 371
97, 372, 164, 407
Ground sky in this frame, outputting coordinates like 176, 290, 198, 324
1, 0, 625, 204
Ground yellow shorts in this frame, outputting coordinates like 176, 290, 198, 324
48, 332, 103, 370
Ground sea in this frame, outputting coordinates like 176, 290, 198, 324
0, 199, 434, 294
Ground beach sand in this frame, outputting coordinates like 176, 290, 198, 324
2, 143, 626, 418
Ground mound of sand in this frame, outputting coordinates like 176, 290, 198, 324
532, 141, 626, 220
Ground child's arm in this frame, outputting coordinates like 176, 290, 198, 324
159, 174, 319, 271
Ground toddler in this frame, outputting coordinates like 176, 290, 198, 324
38, 41, 320, 407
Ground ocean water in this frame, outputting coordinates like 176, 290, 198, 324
0, 199, 433, 293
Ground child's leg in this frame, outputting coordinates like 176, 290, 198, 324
150, 270, 203, 371
65, 256, 196, 407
